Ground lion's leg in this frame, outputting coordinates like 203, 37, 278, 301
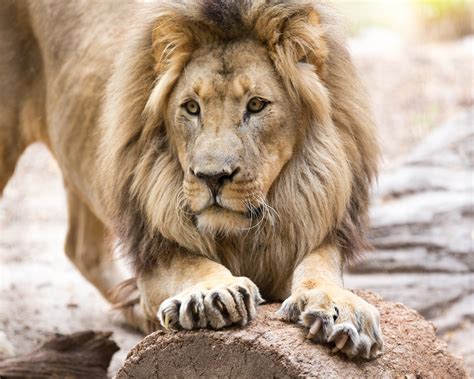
0, 56, 30, 195
0, 112, 26, 196
277, 245, 383, 359
137, 253, 263, 331
0, 2, 33, 196
64, 189, 146, 330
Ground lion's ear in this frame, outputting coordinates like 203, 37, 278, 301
150, 12, 196, 74
145, 10, 200, 117
255, 6, 328, 75
294, 10, 328, 73
254, 5, 329, 118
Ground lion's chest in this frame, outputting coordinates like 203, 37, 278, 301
217, 238, 294, 301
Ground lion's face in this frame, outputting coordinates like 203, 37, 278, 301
166, 40, 300, 233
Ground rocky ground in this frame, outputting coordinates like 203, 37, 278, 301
0, 35, 472, 375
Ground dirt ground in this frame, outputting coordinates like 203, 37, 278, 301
0, 34, 472, 375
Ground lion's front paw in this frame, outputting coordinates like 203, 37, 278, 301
157, 277, 263, 331
277, 286, 383, 359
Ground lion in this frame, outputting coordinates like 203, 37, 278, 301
0, 0, 382, 359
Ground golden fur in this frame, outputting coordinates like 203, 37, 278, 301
0, 0, 381, 358
99, 1, 378, 297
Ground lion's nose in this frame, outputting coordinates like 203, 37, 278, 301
192, 167, 239, 195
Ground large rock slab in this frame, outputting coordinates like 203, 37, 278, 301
116, 291, 467, 378
355, 110, 474, 275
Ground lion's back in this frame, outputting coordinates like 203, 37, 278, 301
25, 1, 139, 71
1, 1, 144, 217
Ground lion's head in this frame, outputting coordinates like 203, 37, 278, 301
165, 39, 301, 233
100, 0, 378, 282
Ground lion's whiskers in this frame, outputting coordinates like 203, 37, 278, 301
236, 192, 279, 235
175, 188, 196, 230
255, 193, 280, 228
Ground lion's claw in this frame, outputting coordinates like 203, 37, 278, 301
277, 287, 383, 359
332, 332, 349, 352
158, 277, 263, 330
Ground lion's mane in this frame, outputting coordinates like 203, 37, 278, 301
99, 0, 378, 295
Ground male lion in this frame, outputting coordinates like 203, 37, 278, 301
0, 0, 382, 358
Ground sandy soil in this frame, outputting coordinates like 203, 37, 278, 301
0, 34, 472, 375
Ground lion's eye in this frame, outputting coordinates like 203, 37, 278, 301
184, 100, 200, 115
247, 97, 267, 113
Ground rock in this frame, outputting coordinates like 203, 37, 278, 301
116, 291, 468, 378
355, 110, 474, 274
345, 273, 473, 321
0, 331, 15, 359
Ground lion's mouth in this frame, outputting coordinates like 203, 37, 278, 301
200, 203, 245, 216
192, 195, 266, 233
187, 187, 266, 232
200, 202, 263, 220
195, 204, 253, 233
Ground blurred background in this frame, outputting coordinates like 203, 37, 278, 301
0, 0, 473, 375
